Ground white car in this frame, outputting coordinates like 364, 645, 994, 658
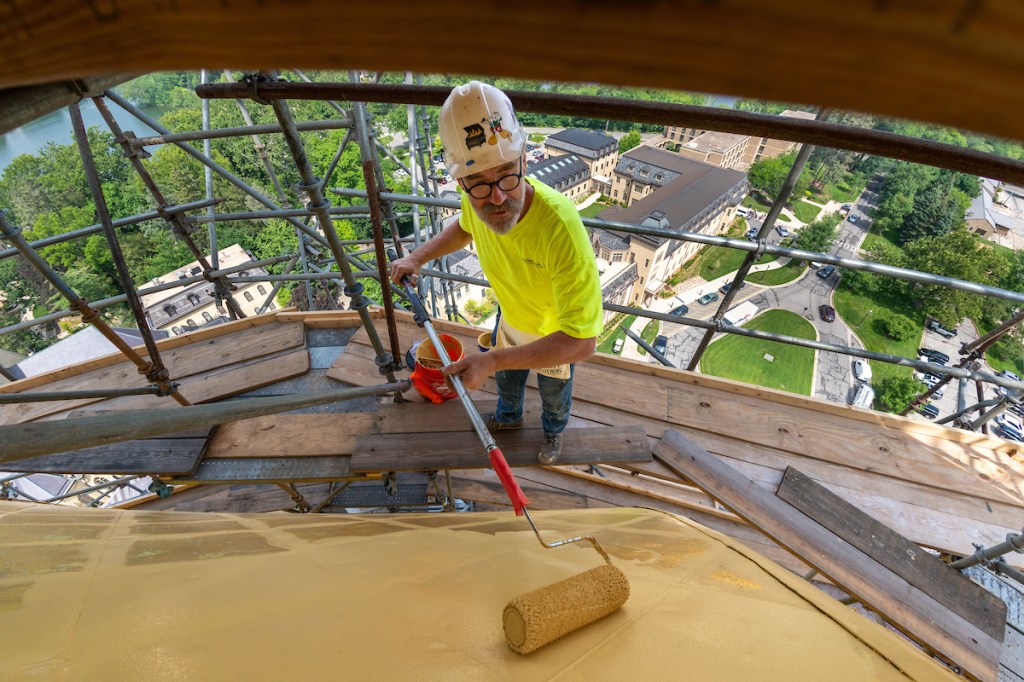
852, 359, 872, 382
852, 384, 875, 409
996, 413, 1024, 433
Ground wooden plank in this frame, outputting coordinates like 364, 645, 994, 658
205, 413, 379, 458
3, 437, 208, 475
350, 425, 650, 471
448, 470, 590, 510
0, 322, 306, 424
654, 429, 1001, 682
776, 466, 1006, 642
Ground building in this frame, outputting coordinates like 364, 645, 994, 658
8, 325, 168, 380
597, 156, 748, 306
674, 130, 749, 170
140, 244, 277, 336
526, 154, 591, 203
965, 178, 1024, 250
543, 128, 618, 197
663, 109, 817, 169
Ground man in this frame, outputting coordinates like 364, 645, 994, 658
390, 81, 602, 465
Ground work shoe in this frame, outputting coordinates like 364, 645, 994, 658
538, 432, 563, 465
484, 412, 523, 432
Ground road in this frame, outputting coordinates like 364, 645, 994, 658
656, 190, 877, 406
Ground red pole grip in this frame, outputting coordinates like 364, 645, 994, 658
488, 446, 530, 516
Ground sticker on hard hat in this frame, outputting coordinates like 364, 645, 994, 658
464, 123, 486, 150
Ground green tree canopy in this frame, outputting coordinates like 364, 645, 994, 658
618, 129, 642, 154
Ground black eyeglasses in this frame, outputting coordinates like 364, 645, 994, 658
462, 160, 523, 200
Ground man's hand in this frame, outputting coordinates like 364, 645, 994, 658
389, 253, 422, 286
441, 352, 497, 391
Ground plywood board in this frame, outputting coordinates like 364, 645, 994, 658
775, 466, 1006, 642
350, 425, 650, 471
206, 413, 379, 458
654, 429, 1001, 682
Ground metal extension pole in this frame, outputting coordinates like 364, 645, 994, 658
268, 91, 400, 383
70, 102, 190, 405
688, 112, 824, 371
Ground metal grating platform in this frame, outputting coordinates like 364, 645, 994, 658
328, 472, 433, 507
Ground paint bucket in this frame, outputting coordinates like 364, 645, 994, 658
413, 334, 464, 402
478, 331, 494, 353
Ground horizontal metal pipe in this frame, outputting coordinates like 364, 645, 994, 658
602, 302, 1024, 393
0, 381, 410, 463
188, 208, 420, 223
949, 531, 1024, 569
0, 198, 219, 262
622, 325, 675, 367
197, 81, 1024, 187
0, 385, 171, 403
43, 476, 142, 504
342, 187, 1024, 307
129, 119, 352, 147
991, 559, 1024, 587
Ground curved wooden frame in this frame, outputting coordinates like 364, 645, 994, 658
1, 1, 1023, 142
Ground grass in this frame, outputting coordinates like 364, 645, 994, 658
792, 200, 822, 223
777, 213, 792, 222
742, 194, 772, 213
700, 309, 817, 395
597, 314, 635, 353
808, 168, 867, 204
637, 318, 660, 356
747, 259, 806, 286
33, 304, 49, 319
579, 201, 611, 219
833, 283, 925, 386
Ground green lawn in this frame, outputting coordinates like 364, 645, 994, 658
743, 194, 772, 212
792, 200, 822, 223
833, 284, 925, 386
637, 318, 661, 356
808, 169, 866, 204
579, 201, 611, 219
747, 259, 806, 286
597, 314, 635, 353
698, 247, 778, 281
700, 309, 817, 395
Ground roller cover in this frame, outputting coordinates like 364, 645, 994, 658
503, 564, 630, 654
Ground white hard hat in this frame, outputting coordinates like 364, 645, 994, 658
438, 81, 526, 180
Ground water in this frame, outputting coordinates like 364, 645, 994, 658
0, 99, 166, 174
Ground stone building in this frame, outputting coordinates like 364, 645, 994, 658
543, 128, 618, 197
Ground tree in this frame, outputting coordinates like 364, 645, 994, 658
900, 181, 962, 244
793, 212, 841, 254
618, 129, 641, 154
901, 228, 1010, 326
876, 376, 928, 413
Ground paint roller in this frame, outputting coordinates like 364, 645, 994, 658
390, 252, 630, 653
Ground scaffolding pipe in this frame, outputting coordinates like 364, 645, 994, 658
949, 531, 1024, 570
72, 101, 188, 404
0, 385, 172, 403
195, 81, 1024, 187
991, 559, 1024, 587
689, 117, 821, 371
0, 198, 219, 262
43, 476, 143, 504
187, 207, 420, 223
129, 119, 352, 148
0, 382, 410, 463
201, 70, 224, 316
93, 95, 247, 322
268, 92, 399, 381
622, 325, 675, 368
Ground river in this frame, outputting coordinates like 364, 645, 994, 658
0, 99, 166, 174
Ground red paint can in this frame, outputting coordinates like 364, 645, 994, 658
413, 334, 464, 402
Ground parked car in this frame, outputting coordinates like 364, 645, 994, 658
808, 261, 822, 269
996, 424, 1024, 442
917, 403, 940, 419
852, 359, 872, 382
668, 304, 689, 317
652, 335, 668, 355
818, 304, 836, 322
841, 203, 852, 212
848, 214, 859, 223
997, 369, 1022, 382
775, 225, 790, 238
926, 319, 958, 338
817, 264, 837, 279
914, 371, 941, 387
612, 338, 624, 354
996, 412, 1024, 433
851, 384, 875, 409
697, 292, 719, 306
918, 348, 950, 364
745, 227, 759, 239
719, 281, 747, 295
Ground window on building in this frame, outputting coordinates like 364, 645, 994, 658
163, 304, 177, 317
202, 311, 213, 322
171, 326, 181, 335
644, 259, 650, 268
186, 318, 196, 326
612, 253, 623, 263
613, 190, 618, 198
244, 291, 254, 302
257, 285, 267, 295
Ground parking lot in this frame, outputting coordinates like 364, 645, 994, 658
906, 321, 980, 424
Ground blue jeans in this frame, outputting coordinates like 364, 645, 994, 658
494, 366, 575, 435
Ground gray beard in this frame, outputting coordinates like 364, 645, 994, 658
479, 195, 524, 235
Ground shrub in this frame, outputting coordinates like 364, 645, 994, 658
876, 376, 927, 413
878, 312, 916, 341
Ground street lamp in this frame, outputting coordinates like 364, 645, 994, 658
857, 309, 873, 327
